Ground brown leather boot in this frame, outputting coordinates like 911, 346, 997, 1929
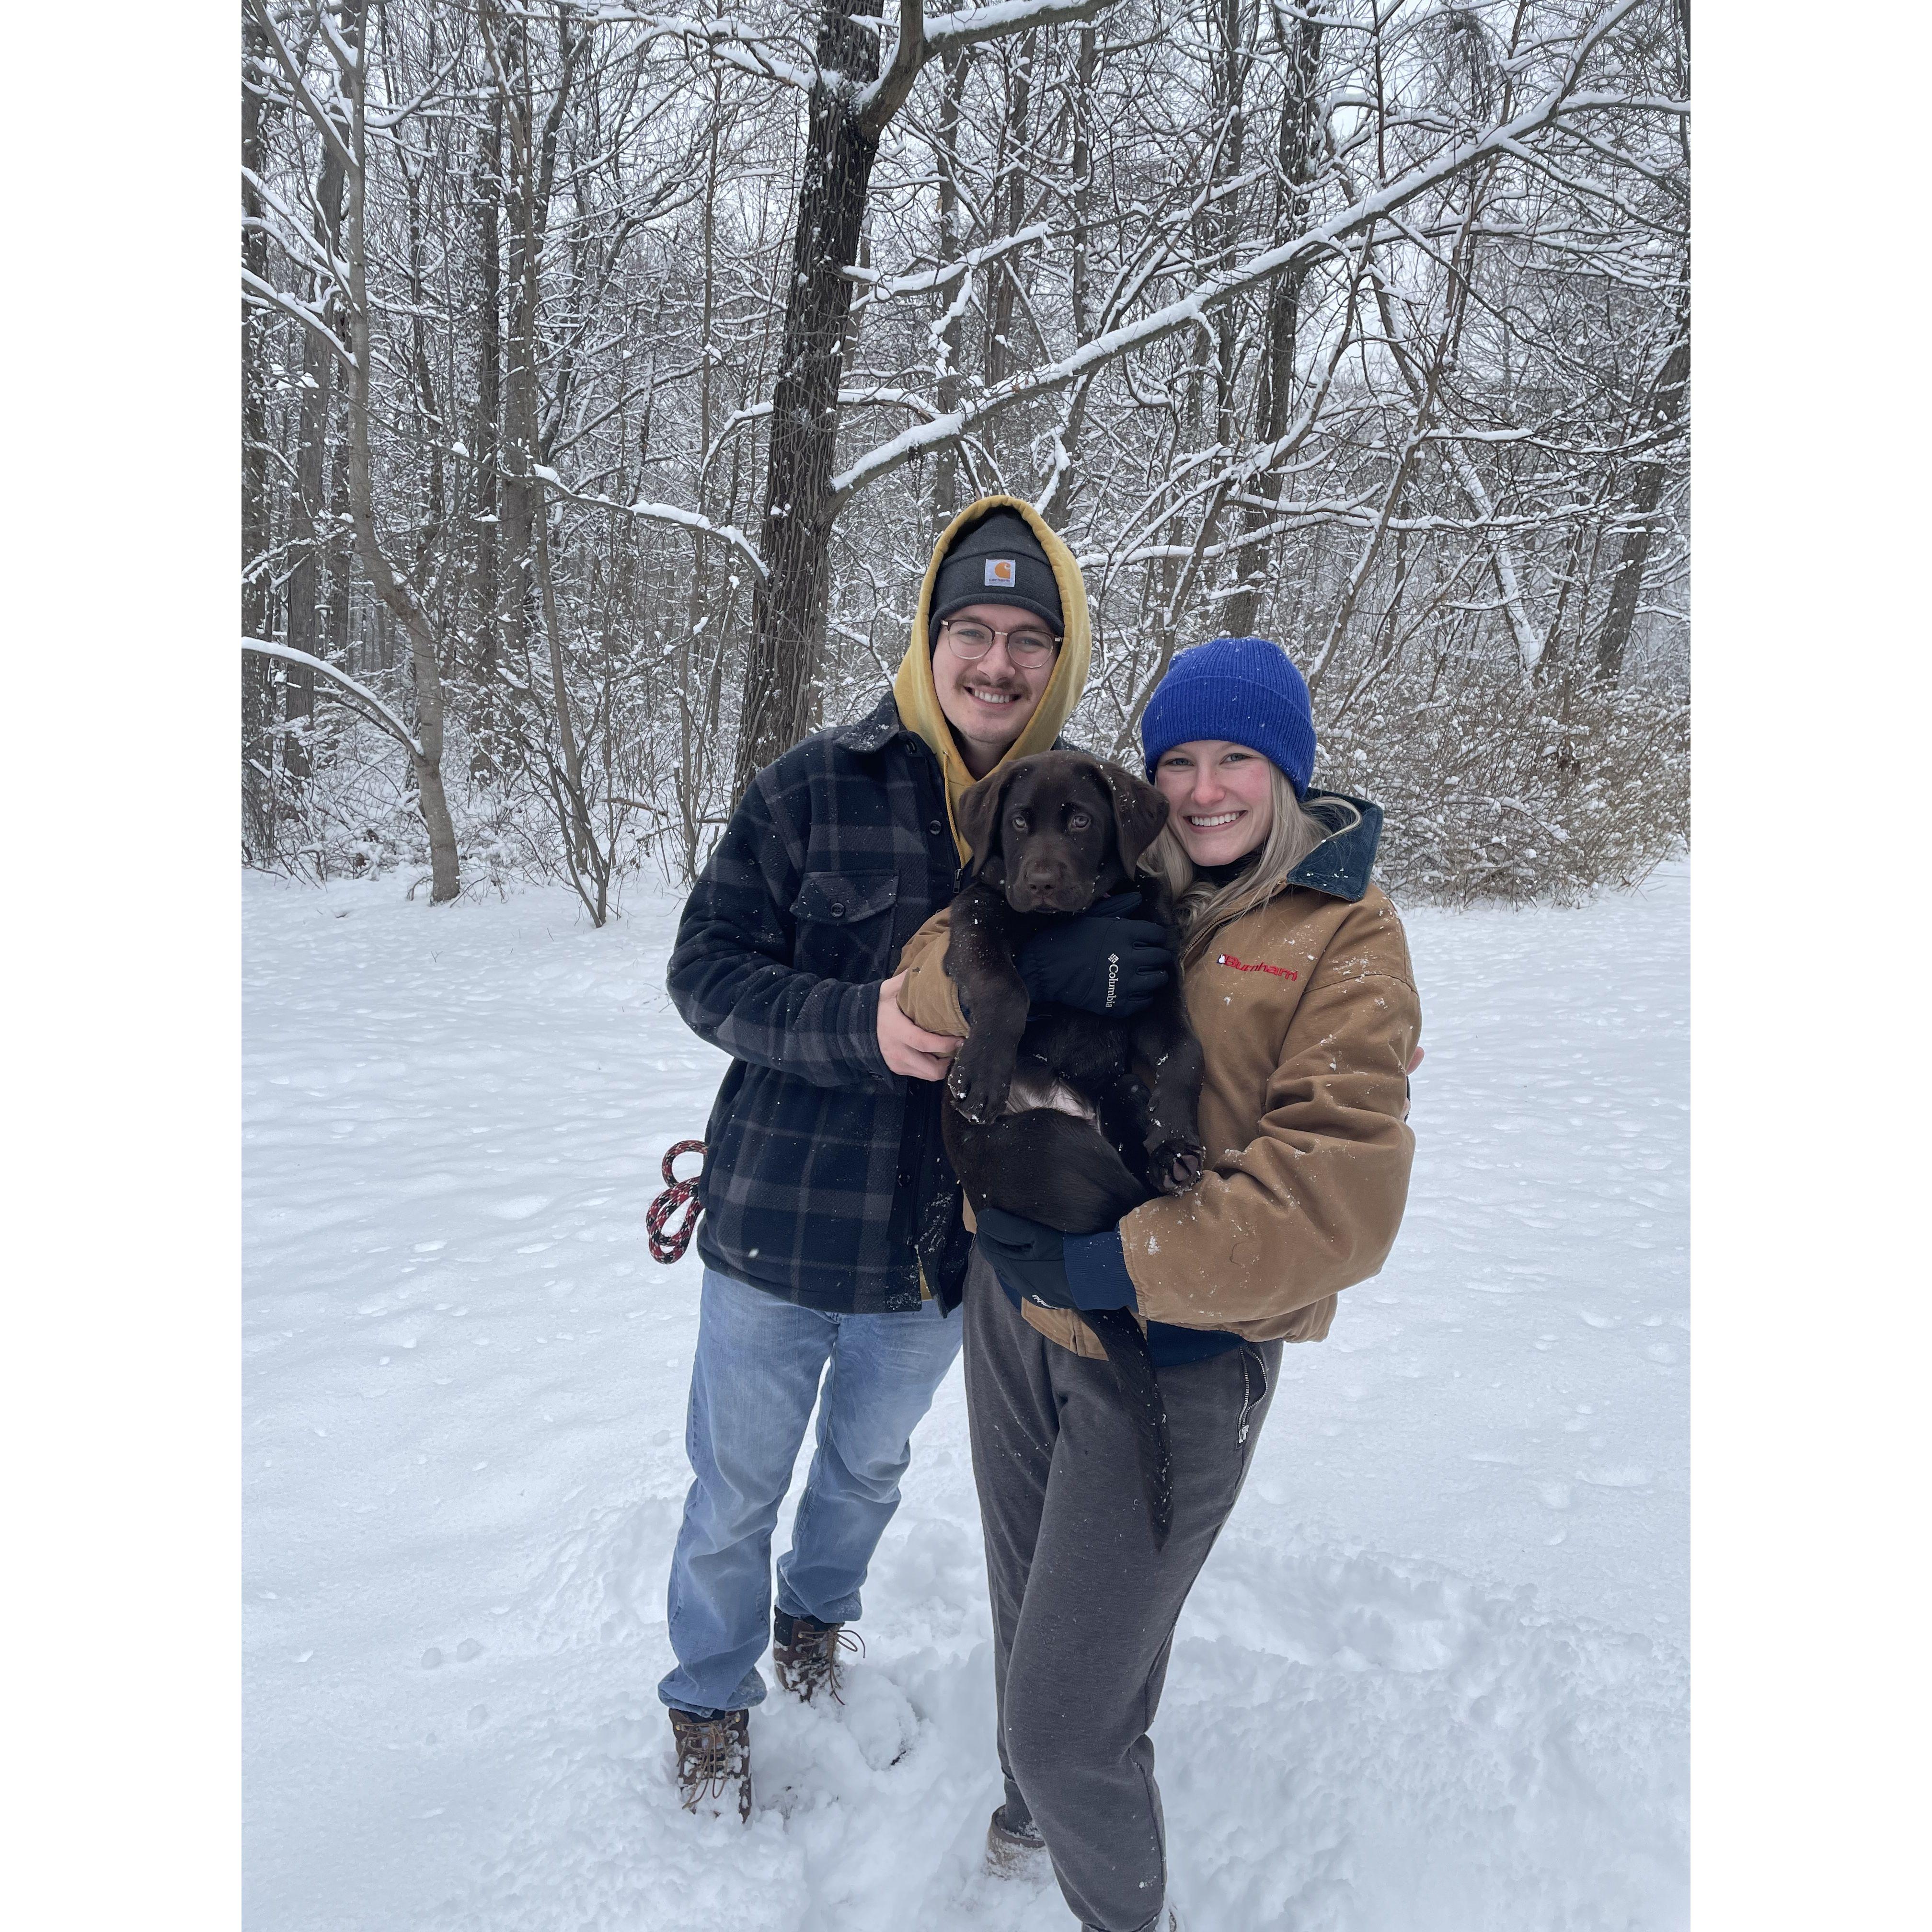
772, 1609, 862, 1704
669, 1707, 751, 1823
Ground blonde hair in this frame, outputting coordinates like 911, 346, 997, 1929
1144, 763, 1362, 965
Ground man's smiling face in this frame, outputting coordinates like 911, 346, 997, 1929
932, 601, 1060, 777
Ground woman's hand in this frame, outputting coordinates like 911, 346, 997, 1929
978, 1208, 1137, 1312
877, 972, 961, 1080
1014, 892, 1175, 1016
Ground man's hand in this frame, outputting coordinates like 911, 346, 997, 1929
877, 972, 962, 1081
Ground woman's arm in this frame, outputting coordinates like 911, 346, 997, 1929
894, 894, 1178, 1037
1118, 897, 1422, 1334
893, 906, 970, 1037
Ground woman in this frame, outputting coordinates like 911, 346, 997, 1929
892, 634, 1422, 1932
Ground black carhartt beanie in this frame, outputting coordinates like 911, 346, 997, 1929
928, 509, 1063, 640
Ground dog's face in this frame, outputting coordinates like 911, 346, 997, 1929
957, 751, 1171, 916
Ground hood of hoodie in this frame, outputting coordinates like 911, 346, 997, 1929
892, 494, 1092, 863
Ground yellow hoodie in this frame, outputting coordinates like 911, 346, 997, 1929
891, 495, 1093, 862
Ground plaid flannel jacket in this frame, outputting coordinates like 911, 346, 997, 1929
667, 691, 974, 1313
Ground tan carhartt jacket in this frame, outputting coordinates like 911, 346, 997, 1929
895, 806, 1421, 1357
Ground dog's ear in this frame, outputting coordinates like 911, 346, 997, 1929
1094, 761, 1171, 872
957, 762, 1028, 874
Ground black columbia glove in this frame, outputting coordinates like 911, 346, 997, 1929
1015, 892, 1175, 1018
977, 1207, 1138, 1312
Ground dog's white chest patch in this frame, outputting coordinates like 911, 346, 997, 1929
1003, 1067, 1100, 1125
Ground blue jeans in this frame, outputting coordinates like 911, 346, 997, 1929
657, 1267, 964, 1714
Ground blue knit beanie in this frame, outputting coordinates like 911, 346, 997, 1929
1140, 636, 1317, 797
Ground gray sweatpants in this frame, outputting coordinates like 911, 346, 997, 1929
964, 1243, 1281, 1932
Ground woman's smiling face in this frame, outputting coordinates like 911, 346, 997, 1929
1152, 740, 1276, 866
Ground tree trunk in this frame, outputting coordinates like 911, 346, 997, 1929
283, 65, 351, 784
498, 13, 537, 678
326, 425, 352, 667
1070, 29, 1095, 351
1041, 27, 1097, 535
736, 0, 886, 800
1220, 2, 1323, 639
493, 5, 578, 697
471, 91, 504, 770
678, 88, 723, 868
242, 15, 278, 851
402, 143, 446, 585
534, 483, 598, 893
985, 35, 1035, 396
1195, 0, 1250, 586
931, 48, 972, 533
1594, 298, 1689, 684
338, 4, 460, 901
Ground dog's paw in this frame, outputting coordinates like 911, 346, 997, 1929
947, 1049, 1012, 1125
1148, 1133, 1205, 1194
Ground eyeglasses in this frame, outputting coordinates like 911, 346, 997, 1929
939, 618, 1061, 669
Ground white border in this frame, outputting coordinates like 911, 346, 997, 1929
4, 3, 238, 1923
1696, 1, 1929, 1922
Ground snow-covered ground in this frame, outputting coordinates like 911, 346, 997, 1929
242, 863, 1688, 1932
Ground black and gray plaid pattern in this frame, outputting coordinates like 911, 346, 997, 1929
667, 691, 974, 1313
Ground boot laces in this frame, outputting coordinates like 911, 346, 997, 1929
675, 1714, 747, 1808
787, 1622, 865, 1702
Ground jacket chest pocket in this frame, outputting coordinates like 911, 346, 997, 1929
791, 870, 901, 978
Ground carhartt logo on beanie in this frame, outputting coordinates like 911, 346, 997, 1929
930, 508, 1063, 639
1139, 635, 1317, 798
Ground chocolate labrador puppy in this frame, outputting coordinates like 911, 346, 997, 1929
941, 750, 1206, 1543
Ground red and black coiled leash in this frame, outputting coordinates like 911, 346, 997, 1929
647, 1140, 707, 1264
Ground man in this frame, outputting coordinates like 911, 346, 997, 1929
659, 498, 1174, 1819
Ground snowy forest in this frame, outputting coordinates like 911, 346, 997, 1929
240, 0, 1690, 920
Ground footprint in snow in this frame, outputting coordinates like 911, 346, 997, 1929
490, 1195, 551, 1220
752, 1667, 925, 1816
1576, 1463, 1652, 1490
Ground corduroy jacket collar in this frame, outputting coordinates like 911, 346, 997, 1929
1285, 790, 1383, 903
831, 689, 908, 756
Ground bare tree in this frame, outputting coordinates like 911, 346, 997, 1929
1594, 285, 1688, 684
280, 3, 356, 783
248, 0, 460, 899
733, 0, 1129, 796
242, 0, 1688, 911
242, 12, 280, 855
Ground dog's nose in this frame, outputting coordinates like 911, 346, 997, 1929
1013, 858, 1091, 913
